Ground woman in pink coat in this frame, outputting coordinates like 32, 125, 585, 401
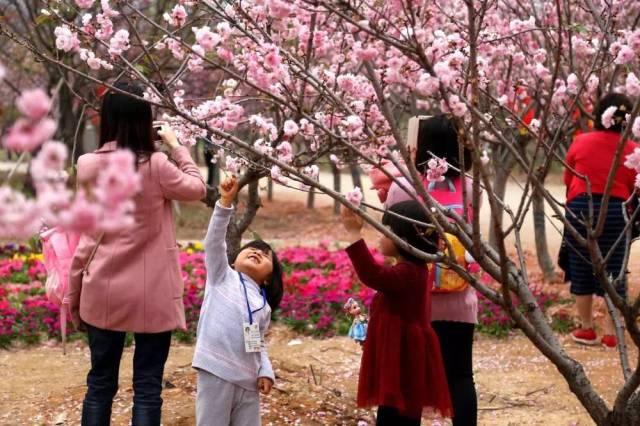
68, 82, 206, 426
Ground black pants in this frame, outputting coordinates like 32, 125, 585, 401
432, 321, 477, 426
82, 324, 172, 426
376, 406, 420, 426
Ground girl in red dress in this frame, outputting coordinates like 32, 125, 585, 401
342, 200, 453, 425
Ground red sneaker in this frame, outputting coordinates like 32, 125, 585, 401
571, 328, 598, 345
601, 335, 617, 348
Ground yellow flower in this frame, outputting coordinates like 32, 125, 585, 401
186, 249, 194, 255
193, 242, 203, 251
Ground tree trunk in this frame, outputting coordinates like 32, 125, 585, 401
350, 162, 363, 191
226, 178, 261, 261
267, 178, 273, 201
488, 161, 513, 248
532, 185, 556, 281
331, 162, 341, 215
56, 83, 84, 162
307, 186, 315, 208
350, 162, 365, 211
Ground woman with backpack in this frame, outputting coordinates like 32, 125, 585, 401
384, 115, 479, 426
68, 81, 206, 426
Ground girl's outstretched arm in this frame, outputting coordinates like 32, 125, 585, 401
204, 176, 238, 284
341, 208, 414, 293
346, 239, 414, 293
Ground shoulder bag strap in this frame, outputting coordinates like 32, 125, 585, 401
81, 233, 104, 276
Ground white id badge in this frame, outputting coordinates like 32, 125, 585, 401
243, 322, 261, 353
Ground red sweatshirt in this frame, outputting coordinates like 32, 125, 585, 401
564, 131, 637, 203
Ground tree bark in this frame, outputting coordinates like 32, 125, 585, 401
56, 82, 84, 161
331, 162, 341, 215
307, 185, 315, 208
350, 162, 364, 211
488, 157, 515, 248
532, 185, 556, 281
267, 177, 273, 201
226, 178, 261, 261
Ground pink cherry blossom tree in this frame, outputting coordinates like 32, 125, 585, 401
3, 0, 640, 423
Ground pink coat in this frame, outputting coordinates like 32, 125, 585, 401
68, 142, 206, 333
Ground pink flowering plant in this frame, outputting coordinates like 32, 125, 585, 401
276, 243, 377, 336
0, 241, 568, 348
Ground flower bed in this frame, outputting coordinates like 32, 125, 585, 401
277, 243, 378, 336
0, 242, 564, 347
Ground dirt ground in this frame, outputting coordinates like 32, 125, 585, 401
2, 174, 640, 425
1, 326, 637, 426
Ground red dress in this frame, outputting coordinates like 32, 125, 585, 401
346, 240, 453, 418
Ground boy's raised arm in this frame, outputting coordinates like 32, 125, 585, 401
204, 176, 238, 284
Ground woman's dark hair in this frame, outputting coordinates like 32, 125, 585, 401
593, 93, 633, 133
382, 200, 438, 263
414, 115, 471, 177
99, 81, 155, 160
237, 240, 284, 310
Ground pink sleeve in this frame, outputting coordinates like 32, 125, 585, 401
369, 161, 408, 203
345, 239, 415, 294
368, 167, 393, 203
385, 178, 417, 208
153, 147, 206, 201
76, 154, 97, 185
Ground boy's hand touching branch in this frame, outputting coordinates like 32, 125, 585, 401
219, 175, 239, 208
341, 207, 364, 244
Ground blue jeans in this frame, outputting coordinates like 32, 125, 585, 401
82, 324, 172, 426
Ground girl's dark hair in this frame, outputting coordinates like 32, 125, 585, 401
414, 115, 471, 177
593, 93, 633, 133
237, 240, 284, 310
99, 81, 155, 160
382, 200, 438, 263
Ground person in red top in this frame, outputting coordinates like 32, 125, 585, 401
342, 201, 453, 425
563, 93, 637, 349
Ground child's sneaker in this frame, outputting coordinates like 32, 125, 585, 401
571, 328, 598, 345
601, 335, 617, 348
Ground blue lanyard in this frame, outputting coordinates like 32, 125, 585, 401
238, 272, 267, 325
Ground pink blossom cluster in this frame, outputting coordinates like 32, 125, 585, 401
54, 25, 80, 52
624, 146, 640, 189
0, 75, 142, 237
164, 4, 188, 28
108, 29, 130, 56
426, 158, 449, 183
346, 187, 363, 207
31, 142, 141, 234
3, 89, 56, 152
191, 98, 245, 133
601, 106, 619, 129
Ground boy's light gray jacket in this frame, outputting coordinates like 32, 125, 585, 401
192, 202, 275, 391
